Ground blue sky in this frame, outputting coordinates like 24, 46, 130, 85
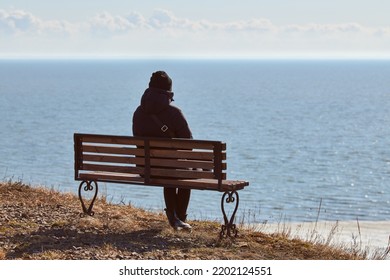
1, 0, 390, 58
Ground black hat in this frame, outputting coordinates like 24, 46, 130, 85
149, 71, 172, 91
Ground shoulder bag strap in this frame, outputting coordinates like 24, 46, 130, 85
150, 114, 175, 138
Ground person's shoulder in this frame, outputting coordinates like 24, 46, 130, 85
168, 104, 185, 115
167, 104, 189, 123
133, 105, 143, 116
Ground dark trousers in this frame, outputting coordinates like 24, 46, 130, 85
163, 187, 191, 220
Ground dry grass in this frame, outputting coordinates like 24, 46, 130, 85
0, 249, 6, 260
0, 180, 385, 260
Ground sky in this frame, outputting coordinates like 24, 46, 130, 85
1, 0, 390, 59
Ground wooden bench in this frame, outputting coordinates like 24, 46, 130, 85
74, 133, 249, 237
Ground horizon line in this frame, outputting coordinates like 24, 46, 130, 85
1, 54, 390, 61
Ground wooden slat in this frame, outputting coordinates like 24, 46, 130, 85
78, 172, 145, 184
74, 134, 82, 180
77, 172, 247, 192
213, 142, 224, 182
81, 163, 144, 174
149, 139, 218, 150
149, 158, 215, 170
150, 168, 226, 180
81, 134, 144, 146
150, 178, 247, 191
150, 149, 216, 160
83, 154, 144, 165
83, 145, 144, 156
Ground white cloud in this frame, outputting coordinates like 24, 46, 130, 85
89, 12, 133, 34
1, 8, 387, 36
125, 11, 148, 27
1, 8, 390, 57
0, 9, 37, 33
0, 9, 75, 35
282, 22, 371, 36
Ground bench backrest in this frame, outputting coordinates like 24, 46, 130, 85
74, 133, 227, 190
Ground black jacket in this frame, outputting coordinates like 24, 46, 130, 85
132, 88, 192, 139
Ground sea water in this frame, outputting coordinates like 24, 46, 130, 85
1, 59, 389, 223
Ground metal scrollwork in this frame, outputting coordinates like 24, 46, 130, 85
220, 190, 239, 238
78, 180, 98, 217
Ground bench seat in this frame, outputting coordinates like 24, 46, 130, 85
79, 171, 248, 192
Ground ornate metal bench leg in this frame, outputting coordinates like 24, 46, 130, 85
78, 180, 98, 217
220, 190, 239, 238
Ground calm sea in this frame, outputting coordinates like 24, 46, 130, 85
1, 59, 389, 223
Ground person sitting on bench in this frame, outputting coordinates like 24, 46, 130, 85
132, 70, 193, 231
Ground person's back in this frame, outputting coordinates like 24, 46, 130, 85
132, 71, 192, 231
132, 86, 192, 139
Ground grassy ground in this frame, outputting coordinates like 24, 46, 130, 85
0, 181, 386, 260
